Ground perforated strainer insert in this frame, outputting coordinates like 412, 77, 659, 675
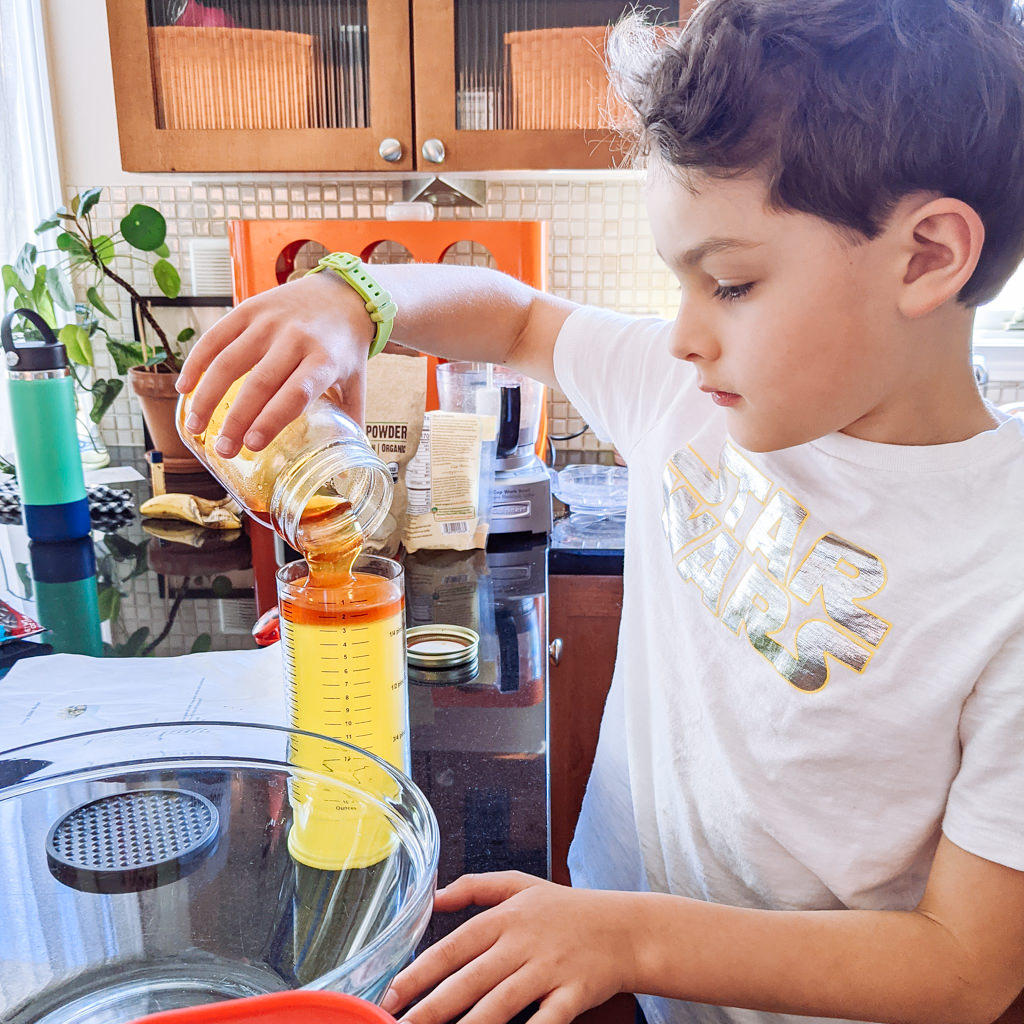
45, 788, 219, 895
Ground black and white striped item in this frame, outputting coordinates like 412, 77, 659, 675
0, 480, 135, 529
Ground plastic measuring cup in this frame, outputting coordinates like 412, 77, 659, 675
277, 555, 409, 871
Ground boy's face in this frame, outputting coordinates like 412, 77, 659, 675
645, 165, 924, 452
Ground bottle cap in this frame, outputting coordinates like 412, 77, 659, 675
405, 618, 481, 675
1, 309, 70, 372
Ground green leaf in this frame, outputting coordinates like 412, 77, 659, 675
106, 339, 147, 374
155, 242, 170, 258
2, 264, 24, 296
78, 187, 103, 218
153, 258, 180, 298
70, 193, 80, 215
117, 626, 150, 657
176, 326, 196, 344
86, 285, 116, 319
35, 290, 56, 328
92, 235, 115, 265
56, 231, 91, 263
46, 266, 76, 311
120, 204, 166, 251
14, 243, 37, 290
0, 453, 17, 475
190, 634, 213, 654
35, 215, 61, 233
104, 533, 136, 559
30, 264, 47, 303
97, 586, 121, 622
16, 563, 32, 599
89, 377, 124, 423
59, 324, 94, 366
211, 575, 233, 597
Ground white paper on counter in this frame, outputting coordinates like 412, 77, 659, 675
0, 644, 286, 752
83, 464, 146, 485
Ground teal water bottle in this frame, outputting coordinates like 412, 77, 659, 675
30, 537, 104, 656
1, 308, 90, 541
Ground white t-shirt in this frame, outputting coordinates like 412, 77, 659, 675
554, 306, 1024, 1024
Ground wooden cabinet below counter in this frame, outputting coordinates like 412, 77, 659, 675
548, 570, 632, 1024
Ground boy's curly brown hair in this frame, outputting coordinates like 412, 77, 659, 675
609, 0, 1024, 304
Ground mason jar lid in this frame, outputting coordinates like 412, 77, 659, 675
406, 624, 480, 670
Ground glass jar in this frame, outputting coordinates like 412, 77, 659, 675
177, 375, 393, 556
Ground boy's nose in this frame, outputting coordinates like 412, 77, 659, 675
669, 303, 720, 363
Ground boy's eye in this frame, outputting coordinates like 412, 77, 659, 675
712, 282, 754, 301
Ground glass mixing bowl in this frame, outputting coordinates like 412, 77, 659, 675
0, 722, 439, 1024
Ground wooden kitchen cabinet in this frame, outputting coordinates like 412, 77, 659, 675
547, 571, 623, 884
106, 0, 689, 173
548, 570, 632, 1024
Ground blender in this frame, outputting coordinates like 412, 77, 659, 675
436, 362, 551, 537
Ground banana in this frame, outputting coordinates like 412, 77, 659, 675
139, 493, 244, 530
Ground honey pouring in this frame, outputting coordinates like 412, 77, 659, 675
178, 377, 411, 883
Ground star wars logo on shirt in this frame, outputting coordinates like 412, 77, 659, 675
663, 442, 891, 692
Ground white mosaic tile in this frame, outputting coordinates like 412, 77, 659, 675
66, 173, 679, 453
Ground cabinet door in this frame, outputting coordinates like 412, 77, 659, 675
548, 572, 631, 1024
547, 572, 623, 885
411, 0, 689, 171
107, 0, 414, 172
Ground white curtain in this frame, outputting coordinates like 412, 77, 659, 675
0, 0, 63, 456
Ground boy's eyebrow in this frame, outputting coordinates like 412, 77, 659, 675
659, 237, 762, 267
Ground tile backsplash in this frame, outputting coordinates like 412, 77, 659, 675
69, 173, 680, 458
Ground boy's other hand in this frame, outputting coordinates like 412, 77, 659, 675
381, 871, 635, 1024
175, 273, 375, 458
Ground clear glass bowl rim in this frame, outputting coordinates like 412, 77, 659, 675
0, 719, 440, 994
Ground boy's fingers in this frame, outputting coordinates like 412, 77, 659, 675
385, 916, 501, 1016
242, 359, 345, 451
526, 991, 580, 1024
435, 871, 545, 911
177, 306, 254, 394
398, 953, 526, 1024
453, 970, 545, 1024
179, 328, 280, 434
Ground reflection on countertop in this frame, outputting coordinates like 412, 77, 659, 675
0, 444, 629, 944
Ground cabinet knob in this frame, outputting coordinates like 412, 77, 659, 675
421, 138, 446, 164
548, 637, 563, 667
378, 138, 404, 163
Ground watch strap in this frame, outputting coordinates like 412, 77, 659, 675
306, 252, 398, 358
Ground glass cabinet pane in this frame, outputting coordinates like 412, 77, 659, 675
145, 0, 370, 130
454, 0, 680, 131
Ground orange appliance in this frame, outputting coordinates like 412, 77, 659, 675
228, 219, 548, 613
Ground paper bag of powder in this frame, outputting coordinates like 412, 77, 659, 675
363, 353, 428, 556
402, 410, 497, 552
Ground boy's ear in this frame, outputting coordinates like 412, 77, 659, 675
897, 197, 984, 318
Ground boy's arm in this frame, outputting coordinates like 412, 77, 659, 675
384, 836, 1024, 1024
176, 264, 576, 459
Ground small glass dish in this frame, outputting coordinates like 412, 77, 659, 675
552, 464, 628, 514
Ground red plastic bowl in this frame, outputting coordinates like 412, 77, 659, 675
128, 991, 399, 1024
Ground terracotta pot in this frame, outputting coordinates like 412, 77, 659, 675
128, 366, 204, 473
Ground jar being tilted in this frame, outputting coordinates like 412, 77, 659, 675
176, 375, 393, 561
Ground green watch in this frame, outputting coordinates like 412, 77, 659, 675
306, 252, 398, 358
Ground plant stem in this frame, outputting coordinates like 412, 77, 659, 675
95, 260, 180, 372
142, 578, 189, 654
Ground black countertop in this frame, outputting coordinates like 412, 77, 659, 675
0, 447, 622, 928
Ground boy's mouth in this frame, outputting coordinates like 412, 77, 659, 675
703, 388, 741, 407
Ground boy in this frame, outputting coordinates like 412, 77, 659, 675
177, 1, 1024, 1021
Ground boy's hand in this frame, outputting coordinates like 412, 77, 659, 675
175, 273, 375, 458
382, 871, 636, 1024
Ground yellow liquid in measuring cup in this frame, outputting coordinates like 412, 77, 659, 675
282, 527, 408, 870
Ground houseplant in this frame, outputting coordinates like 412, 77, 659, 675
1, 187, 192, 456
